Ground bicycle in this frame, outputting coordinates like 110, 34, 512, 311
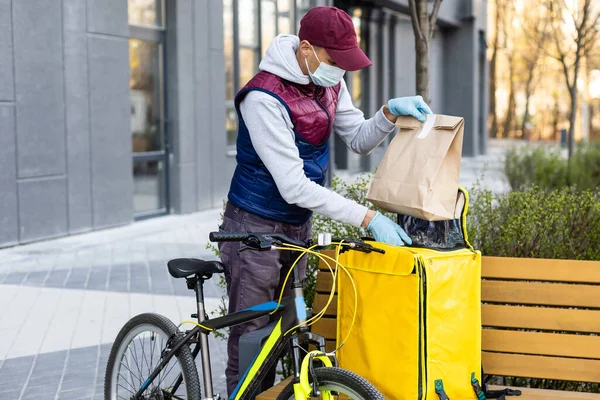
104, 231, 386, 400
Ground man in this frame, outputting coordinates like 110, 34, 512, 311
218, 6, 432, 396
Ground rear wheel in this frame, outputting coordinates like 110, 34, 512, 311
276, 367, 385, 400
104, 313, 201, 399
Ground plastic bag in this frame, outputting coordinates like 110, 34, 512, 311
397, 188, 471, 250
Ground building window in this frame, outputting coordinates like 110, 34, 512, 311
223, 0, 317, 149
128, 0, 169, 219
128, 0, 163, 27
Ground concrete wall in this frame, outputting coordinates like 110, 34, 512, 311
0, 0, 131, 247
166, 0, 228, 214
0, 0, 228, 248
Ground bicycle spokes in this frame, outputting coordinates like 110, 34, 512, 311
115, 328, 188, 399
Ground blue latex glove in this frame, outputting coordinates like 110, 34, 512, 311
388, 96, 433, 123
367, 212, 413, 247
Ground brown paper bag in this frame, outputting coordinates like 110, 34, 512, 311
366, 114, 465, 221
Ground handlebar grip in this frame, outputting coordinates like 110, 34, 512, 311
209, 231, 251, 242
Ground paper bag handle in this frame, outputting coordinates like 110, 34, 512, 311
395, 115, 463, 130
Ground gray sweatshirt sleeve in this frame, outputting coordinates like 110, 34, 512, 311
239, 91, 369, 228
333, 79, 397, 154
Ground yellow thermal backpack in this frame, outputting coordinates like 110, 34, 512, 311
336, 188, 485, 400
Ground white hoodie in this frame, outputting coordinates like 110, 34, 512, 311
239, 34, 396, 228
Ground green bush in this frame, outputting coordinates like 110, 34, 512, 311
468, 185, 600, 260
570, 144, 600, 190
505, 144, 600, 191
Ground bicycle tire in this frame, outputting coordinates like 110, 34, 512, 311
276, 367, 385, 400
104, 313, 201, 399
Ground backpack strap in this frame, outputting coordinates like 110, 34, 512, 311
471, 372, 487, 400
474, 370, 522, 399
483, 387, 523, 400
435, 379, 450, 400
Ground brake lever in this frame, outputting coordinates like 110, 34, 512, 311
369, 246, 386, 254
348, 241, 386, 255
237, 246, 253, 255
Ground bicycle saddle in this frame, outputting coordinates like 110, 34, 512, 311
167, 258, 225, 279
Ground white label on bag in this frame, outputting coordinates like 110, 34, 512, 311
416, 114, 437, 139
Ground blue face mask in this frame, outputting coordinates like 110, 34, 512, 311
305, 46, 346, 87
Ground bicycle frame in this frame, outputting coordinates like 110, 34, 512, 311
134, 251, 328, 400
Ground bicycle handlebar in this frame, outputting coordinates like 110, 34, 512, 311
209, 231, 385, 254
208, 231, 251, 242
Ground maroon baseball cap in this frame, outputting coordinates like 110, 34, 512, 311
298, 6, 372, 72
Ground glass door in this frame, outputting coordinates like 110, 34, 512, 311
128, 0, 169, 219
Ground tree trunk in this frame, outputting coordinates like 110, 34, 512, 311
489, 0, 501, 138
568, 83, 577, 158
503, 88, 516, 138
502, 53, 516, 138
521, 21, 546, 140
413, 0, 431, 102
522, 95, 531, 140
489, 50, 498, 138
415, 38, 430, 102
521, 71, 535, 140
409, 0, 442, 103
552, 95, 560, 141
568, 47, 583, 159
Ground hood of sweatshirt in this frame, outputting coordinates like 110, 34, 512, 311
259, 34, 311, 85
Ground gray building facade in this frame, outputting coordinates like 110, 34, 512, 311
0, 0, 487, 248
330, 0, 489, 171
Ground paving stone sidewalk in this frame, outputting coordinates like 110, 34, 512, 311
0, 209, 228, 400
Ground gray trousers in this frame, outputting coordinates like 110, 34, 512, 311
218, 203, 311, 396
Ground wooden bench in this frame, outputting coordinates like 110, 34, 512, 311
481, 256, 600, 399
258, 255, 600, 399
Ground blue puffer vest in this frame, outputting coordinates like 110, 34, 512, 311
227, 71, 341, 225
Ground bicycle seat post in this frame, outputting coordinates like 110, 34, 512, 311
193, 275, 215, 399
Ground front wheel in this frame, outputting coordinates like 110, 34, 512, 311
276, 367, 385, 400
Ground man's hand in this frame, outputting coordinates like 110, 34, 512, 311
363, 211, 412, 247
387, 96, 433, 123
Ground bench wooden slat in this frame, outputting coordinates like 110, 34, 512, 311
482, 280, 600, 308
482, 352, 600, 383
311, 317, 336, 341
317, 250, 338, 271
483, 330, 600, 359
482, 256, 600, 283
487, 385, 600, 399
315, 271, 336, 293
482, 304, 600, 333
325, 340, 336, 353
313, 293, 337, 317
